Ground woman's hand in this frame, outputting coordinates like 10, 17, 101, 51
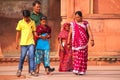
90, 40, 94, 47
60, 44, 64, 51
67, 44, 71, 50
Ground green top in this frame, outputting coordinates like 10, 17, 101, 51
30, 12, 44, 26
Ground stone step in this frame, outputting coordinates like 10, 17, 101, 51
88, 56, 120, 61
0, 56, 120, 62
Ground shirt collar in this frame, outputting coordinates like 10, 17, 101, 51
31, 11, 42, 16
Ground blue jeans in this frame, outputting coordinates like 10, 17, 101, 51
18, 44, 35, 72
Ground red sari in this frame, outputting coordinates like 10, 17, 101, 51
72, 21, 89, 74
58, 23, 73, 72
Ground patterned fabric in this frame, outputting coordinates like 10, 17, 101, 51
35, 24, 51, 66
35, 24, 51, 50
71, 21, 89, 73
36, 24, 51, 35
72, 47, 88, 73
59, 47, 73, 71
35, 49, 50, 67
58, 23, 70, 40
72, 21, 89, 50
58, 23, 73, 72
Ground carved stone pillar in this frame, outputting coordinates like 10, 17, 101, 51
66, 0, 75, 22
61, 0, 75, 25
89, 0, 94, 14
61, 0, 67, 26
0, 43, 3, 58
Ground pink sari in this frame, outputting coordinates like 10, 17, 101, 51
72, 21, 89, 73
58, 23, 73, 72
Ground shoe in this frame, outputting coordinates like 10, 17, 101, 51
73, 71, 78, 75
73, 70, 79, 75
30, 71, 38, 77
78, 72, 85, 75
45, 68, 50, 75
35, 72, 39, 76
48, 67, 55, 72
16, 70, 21, 77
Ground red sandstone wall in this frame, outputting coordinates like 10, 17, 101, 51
65, 0, 120, 56
0, 1, 35, 55
47, 0, 61, 52
94, 0, 120, 14
0, 17, 19, 55
0, 0, 61, 56
87, 17, 120, 53
0, 0, 120, 56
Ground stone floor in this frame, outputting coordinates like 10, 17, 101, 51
0, 53, 120, 80
0, 65, 120, 80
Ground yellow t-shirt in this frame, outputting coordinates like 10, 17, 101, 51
16, 19, 36, 45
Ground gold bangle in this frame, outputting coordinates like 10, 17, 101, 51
91, 40, 94, 41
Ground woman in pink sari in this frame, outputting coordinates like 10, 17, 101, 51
58, 23, 73, 72
67, 11, 94, 75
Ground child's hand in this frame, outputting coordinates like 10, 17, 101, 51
41, 36, 46, 40
15, 41, 19, 49
39, 35, 46, 40
16, 43, 19, 49
45, 34, 50, 39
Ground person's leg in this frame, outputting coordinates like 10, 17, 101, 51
35, 49, 43, 74
44, 50, 50, 67
43, 50, 50, 74
27, 51, 30, 73
59, 49, 64, 71
44, 50, 55, 74
28, 45, 35, 73
79, 47, 88, 75
28, 47, 36, 73
35, 64, 40, 74
17, 46, 28, 77
73, 51, 79, 74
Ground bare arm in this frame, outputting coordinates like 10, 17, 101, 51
33, 31, 37, 38
67, 26, 72, 44
16, 31, 20, 49
87, 25, 94, 47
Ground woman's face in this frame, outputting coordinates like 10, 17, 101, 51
33, 3, 41, 14
65, 25, 70, 31
75, 14, 82, 22
40, 19, 47, 25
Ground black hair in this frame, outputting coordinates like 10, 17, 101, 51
22, 10, 30, 17
33, 0, 41, 6
75, 11, 82, 17
40, 16, 47, 20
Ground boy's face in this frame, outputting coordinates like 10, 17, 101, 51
40, 19, 47, 25
23, 17, 30, 22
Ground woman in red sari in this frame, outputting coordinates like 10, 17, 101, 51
58, 23, 73, 72
67, 11, 94, 75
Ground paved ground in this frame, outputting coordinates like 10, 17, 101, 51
0, 65, 120, 80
